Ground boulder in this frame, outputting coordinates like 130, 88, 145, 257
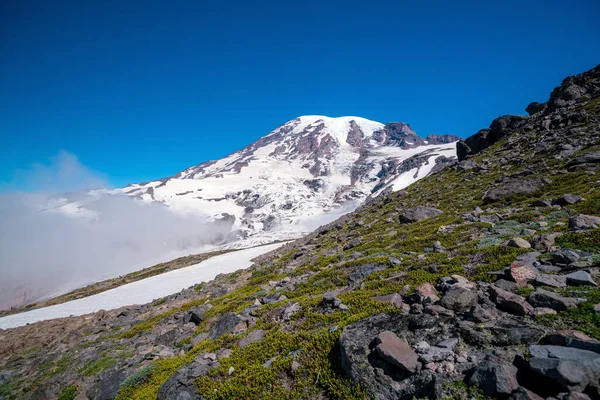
207, 313, 242, 340
483, 178, 546, 204
565, 271, 597, 286
87, 369, 126, 400
508, 237, 532, 249
185, 305, 211, 325
399, 206, 443, 223
530, 233, 562, 251
568, 214, 600, 230
507, 264, 539, 286
260, 293, 287, 304
439, 287, 478, 312
238, 329, 265, 349
407, 282, 439, 305
567, 151, 600, 167
526, 101, 547, 116
552, 194, 582, 206
542, 330, 600, 354
527, 289, 578, 311
373, 293, 405, 308
527, 345, 600, 392
489, 285, 533, 316
534, 273, 567, 288
281, 302, 301, 321
348, 263, 389, 289
467, 356, 519, 397
374, 331, 419, 373
418, 346, 454, 363
552, 250, 581, 265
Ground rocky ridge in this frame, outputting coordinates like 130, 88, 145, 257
1, 65, 600, 400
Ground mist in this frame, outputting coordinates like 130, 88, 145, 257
0, 152, 232, 310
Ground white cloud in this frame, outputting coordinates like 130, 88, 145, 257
0, 152, 232, 310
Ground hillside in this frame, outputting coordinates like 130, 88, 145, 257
1, 65, 600, 400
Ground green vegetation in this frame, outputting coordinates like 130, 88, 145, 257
80, 355, 117, 376
58, 384, 78, 400
556, 229, 600, 252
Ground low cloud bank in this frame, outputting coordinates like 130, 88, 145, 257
0, 152, 231, 310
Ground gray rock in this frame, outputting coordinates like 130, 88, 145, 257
534, 273, 567, 288
508, 237, 532, 249
87, 369, 126, 400
529, 344, 599, 361
552, 194, 582, 206
567, 151, 600, 167
282, 302, 301, 321
207, 313, 241, 340
527, 347, 600, 393
483, 178, 546, 204
419, 346, 454, 363
262, 356, 277, 369
238, 329, 265, 349
542, 330, 600, 354
185, 305, 211, 325
494, 279, 519, 293
528, 289, 578, 311
566, 271, 597, 286
155, 328, 179, 346
439, 287, 478, 312
322, 294, 342, 308
373, 293, 405, 308
399, 206, 443, 223
569, 214, 600, 230
467, 357, 519, 397
348, 263, 389, 289
552, 250, 580, 265
531, 233, 562, 251
260, 293, 287, 304
437, 338, 459, 350
537, 264, 562, 273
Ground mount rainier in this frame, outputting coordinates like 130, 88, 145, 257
102, 115, 459, 246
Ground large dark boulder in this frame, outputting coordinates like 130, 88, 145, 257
207, 313, 241, 340
87, 369, 126, 400
348, 263, 389, 289
439, 287, 478, 313
526, 345, 600, 393
399, 206, 443, 223
458, 115, 528, 161
466, 355, 519, 397
483, 178, 546, 204
526, 102, 547, 116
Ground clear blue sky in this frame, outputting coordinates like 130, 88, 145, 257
1, 0, 599, 189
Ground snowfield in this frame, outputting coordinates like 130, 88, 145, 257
0, 242, 284, 330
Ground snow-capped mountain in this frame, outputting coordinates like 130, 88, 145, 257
104, 115, 459, 245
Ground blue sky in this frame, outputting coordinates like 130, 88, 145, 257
1, 0, 599, 189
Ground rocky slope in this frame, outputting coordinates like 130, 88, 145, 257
1, 65, 600, 400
